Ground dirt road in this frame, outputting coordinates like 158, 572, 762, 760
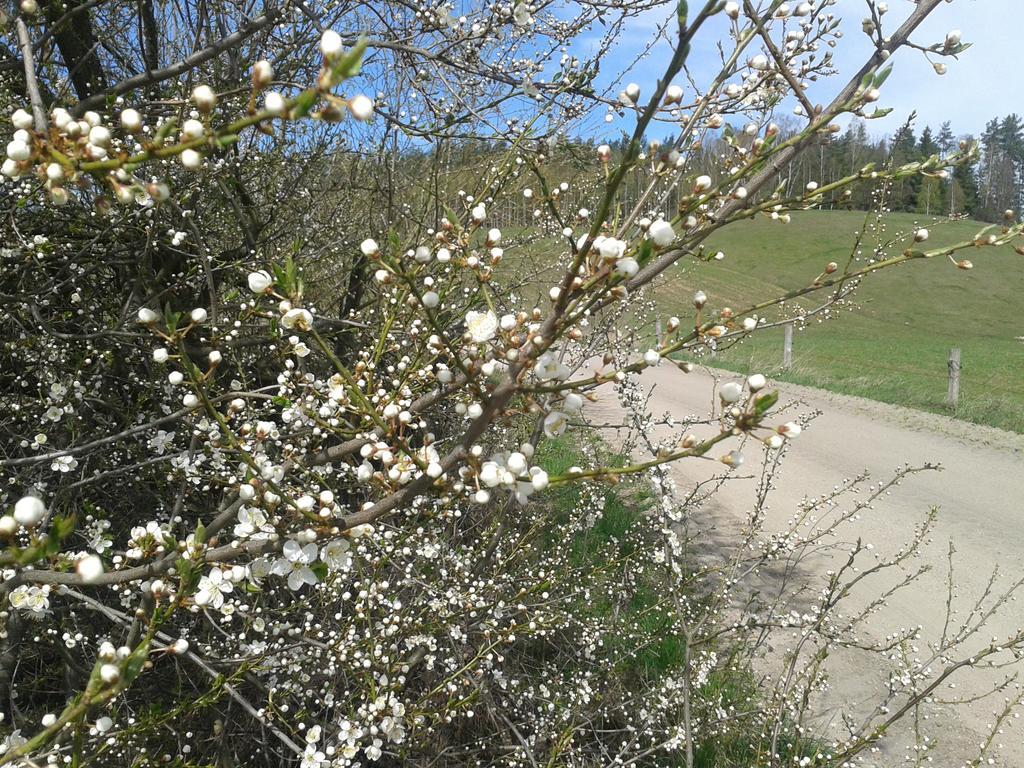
587, 364, 1024, 766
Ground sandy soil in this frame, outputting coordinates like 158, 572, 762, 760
586, 363, 1024, 766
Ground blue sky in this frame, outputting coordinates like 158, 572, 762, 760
572, 0, 1021, 141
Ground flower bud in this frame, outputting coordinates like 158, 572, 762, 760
648, 219, 675, 247
263, 91, 286, 116
348, 94, 374, 121
252, 60, 274, 89
720, 450, 744, 467
76, 555, 104, 583
13, 495, 45, 527
247, 270, 273, 293
664, 84, 683, 105
11, 109, 33, 130
120, 109, 142, 133
320, 30, 343, 59
180, 149, 202, 169
191, 85, 217, 113
719, 382, 743, 403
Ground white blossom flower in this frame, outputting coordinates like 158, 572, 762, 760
598, 237, 626, 261
533, 352, 569, 381
614, 257, 639, 278
281, 308, 313, 331
543, 411, 569, 438
194, 569, 233, 609
272, 540, 319, 590
465, 310, 498, 342
9, 585, 50, 617
234, 506, 274, 539
321, 539, 352, 571
51, 455, 78, 473
300, 744, 325, 768
148, 430, 176, 454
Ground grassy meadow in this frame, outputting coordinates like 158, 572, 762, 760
650, 210, 1024, 432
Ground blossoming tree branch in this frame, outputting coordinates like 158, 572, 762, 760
1, 0, 1021, 765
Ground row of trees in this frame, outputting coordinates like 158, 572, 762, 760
441, 114, 1024, 234
734, 115, 1024, 221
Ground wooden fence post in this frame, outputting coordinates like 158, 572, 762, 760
947, 348, 961, 409
782, 323, 793, 370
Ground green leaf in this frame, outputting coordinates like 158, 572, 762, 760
154, 118, 177, 144
333, 37, 368, 80
873, 64, 893, 88
753, 390, 779, 415
291, 90, 318, 119
12, 545, 40, 565
442, 206, 462, 232
636, 238, 653, 265
51, 514, 77, 540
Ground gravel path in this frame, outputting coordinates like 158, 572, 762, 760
587, 364, 1024, 766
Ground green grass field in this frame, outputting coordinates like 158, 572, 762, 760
653, 210, 1024, 432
